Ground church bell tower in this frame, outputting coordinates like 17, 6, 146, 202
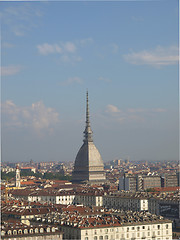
16, 164, 21, 188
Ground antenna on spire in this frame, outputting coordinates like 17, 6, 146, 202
84, 90, 93, 142
86, 90, 90, 126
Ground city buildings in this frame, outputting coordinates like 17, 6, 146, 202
37, 207, 172, 240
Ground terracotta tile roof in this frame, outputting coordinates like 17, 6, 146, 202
20, 181, 36, 185
2, 206, 62, 216
154, 186, 180, 192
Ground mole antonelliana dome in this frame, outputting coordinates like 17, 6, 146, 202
72, 92, 106, 183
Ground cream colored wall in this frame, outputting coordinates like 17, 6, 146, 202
62, 222, 172, 240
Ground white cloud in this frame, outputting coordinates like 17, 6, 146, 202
123, 45, 179, 66
152, 108, 167, 113
127, 108, 167, 113
105, 105, 167, 123
2, 100, 60, 134
63, 42, 76, 53
1, 65, 22, 76
1, 3, 44, 36
60, 55, 82, 63
127, 108, 147, 113
62, 77, 83, 85
106, 104, 121, 113
37, 38, 93, 63
37, 41, 77, 56
37, 43, 62, 55
2, 42, 14, 48
111, 43, 119, 54
98, 76, 111, 83
79, 38, 93, 46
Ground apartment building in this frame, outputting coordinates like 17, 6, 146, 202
60, 212, 172, 240
1, 221, 62, 240
74, 192, 103, 207
28, 190, 76, 205
103, 195, 148, 212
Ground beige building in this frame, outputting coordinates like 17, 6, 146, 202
1, 224, 62, 240
2, 206, 62, 226
60, 214, 172, 240
75, 192, 103, 207
103, 195, 148, 212
28, 191, 76, 205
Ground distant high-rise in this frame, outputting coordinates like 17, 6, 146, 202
72, 92, 106, 183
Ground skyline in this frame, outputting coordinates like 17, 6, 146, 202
1, 1, 179, 163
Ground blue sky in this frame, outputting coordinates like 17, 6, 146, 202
1, 1, 179, 163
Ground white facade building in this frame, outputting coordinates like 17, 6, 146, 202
28, 192, 75, 205
60, 215, 172, 240
75, 193, 103, 207
103, 195, 148, 212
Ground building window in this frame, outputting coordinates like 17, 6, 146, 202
105, 236, 108, 240
158, 231, 160, 235
137, 233, 140, 237
99, 236, 103, 240
142, 226, 145, 229
158, 225, 160, 229
94, 237, 98, 240
13, 230, 17, 235
166, 230, 168, 234
24, 229, 28, 234
127, 233, 129, 238
166, 224, 169, 229
29, 229, 33, 234
85, 237, 88, 240
148, 232, 150, 236
137, 227, 140, 231
127, 227, 129, 232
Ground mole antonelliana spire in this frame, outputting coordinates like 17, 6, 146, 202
83, 91, 93, 143
72, 91, 106, 183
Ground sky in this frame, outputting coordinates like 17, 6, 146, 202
1, 0, 179, 163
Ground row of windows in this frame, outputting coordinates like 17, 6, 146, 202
86, 225, 169, 236
1, 227, 56, 236
85, 226, 169, 235
84, 230, 169, 240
